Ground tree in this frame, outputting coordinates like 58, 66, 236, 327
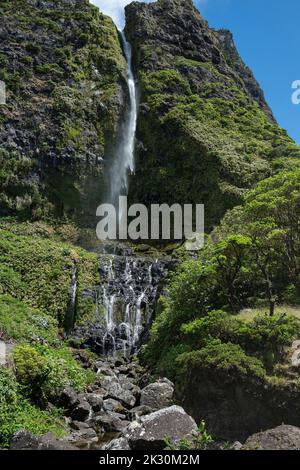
213, 235, 252, 312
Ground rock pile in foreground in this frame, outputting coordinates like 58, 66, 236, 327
10, 356, 198, 450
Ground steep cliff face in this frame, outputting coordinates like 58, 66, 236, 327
125, 0, 300, 229
0, 0, 126, 225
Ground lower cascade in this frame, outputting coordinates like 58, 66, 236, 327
73, 243, 169, 357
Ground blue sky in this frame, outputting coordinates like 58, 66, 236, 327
92, 0, 300, 144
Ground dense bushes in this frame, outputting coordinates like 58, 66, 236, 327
13, 345, 95, 403
0, 222, 99, 446
143, 169, 300, 381
0, 367, 65, 448
177, 340, 266, 381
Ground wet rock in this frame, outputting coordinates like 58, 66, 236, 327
115, 358, 126, 367
242, 425, 300, 450
140, 378, 174, 410
97, 366, 116, 377
139, 373, 151, 389
71, 401, 92, 422
71, 421, 90, 431
126, 405, 197, 450
103, 437, 131, 450
75, 428, 97, 441
10, 430, 78, 450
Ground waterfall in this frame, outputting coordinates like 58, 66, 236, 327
77, 245, 167, 357
109, 30, 137, 208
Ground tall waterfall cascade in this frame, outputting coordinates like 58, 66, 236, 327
109, 30, 138, 207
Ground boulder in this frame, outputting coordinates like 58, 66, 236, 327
127, 405, 155, 420
140, 378, 174, 410
71, 401, 92, 422
126, 405, 197, 450
60, 387, 80, 412
242, 425, 300, 450
86, 393, 104, 412
106, 382, 136, 408
94, 411, 129, 433
10, 430, 78, 450
103, 398, 125, 414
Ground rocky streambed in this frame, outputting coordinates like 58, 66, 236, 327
10, 355, 199, 451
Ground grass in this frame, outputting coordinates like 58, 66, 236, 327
0, 294, 59, 344
0, 222, 100, 326
235, 305, 300, 323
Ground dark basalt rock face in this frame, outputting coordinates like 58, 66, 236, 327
0, 0, 126, 225
125, 0, 299, 230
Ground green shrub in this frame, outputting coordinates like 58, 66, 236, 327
177, 340, 266, 380
164, 420, 214, 450
0, 367, 65, 448
13, 344, 95, 403
0, 367, 19, 406
37, 346, 95, 400
13, 345, 47, 388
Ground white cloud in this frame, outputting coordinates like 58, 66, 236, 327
90, 1, 155, 29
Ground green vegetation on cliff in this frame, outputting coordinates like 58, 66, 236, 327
0, 221, 99, 327
126, 0, 300, 229
0, 0, 126, 224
